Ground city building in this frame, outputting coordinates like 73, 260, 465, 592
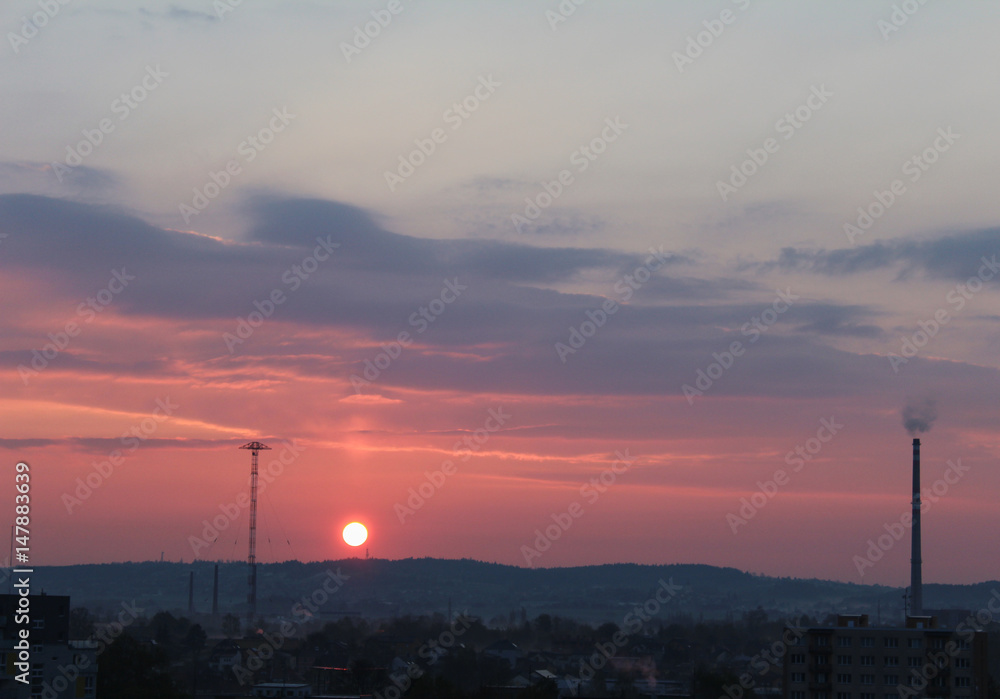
0, 594, 97, 699
783, 614, 988, 699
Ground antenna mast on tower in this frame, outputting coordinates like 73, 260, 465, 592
240, 441, 270, 627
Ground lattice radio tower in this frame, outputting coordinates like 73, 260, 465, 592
240, 441, 270, 627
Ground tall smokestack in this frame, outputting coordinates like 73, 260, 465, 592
212, 564, 219, 616
910, 438, 922, 616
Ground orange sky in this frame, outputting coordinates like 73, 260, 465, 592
1, 2, 999, 588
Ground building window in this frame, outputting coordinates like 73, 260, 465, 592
791, 654, 806, 664
908, 639, 922, 649
839, 637, 853, 647
860, 694, 875, 699
792, 673, 806, 683
791, 692, 806, 699
31, 619, 44, 630
814, 693, 828, 699
930, 639, 945, 650
954, 658, 970, 669
883, 638, 899, 648
908, 657, 922, 668
860, 656, 875, 666
884, 656, 899, 667
836, 674, 852, 684
884, 675, 898, 687
816, 636, 831, 647
955, 677, 971, 688
837, 693, 851, 699
860, 675, 875, 686
861, 638, 874, 648
837, 655, 852, 665
816, 674, 828, 684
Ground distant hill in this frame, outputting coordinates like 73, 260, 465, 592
14, 558, 998, 625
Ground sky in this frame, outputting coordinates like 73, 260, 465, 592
1, 0, 998, 587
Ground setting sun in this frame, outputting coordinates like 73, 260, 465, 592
342, 522, 368, 547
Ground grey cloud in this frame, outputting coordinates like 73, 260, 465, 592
7, 193, 986, 402
243, 196, 639, 282
776, 229, 1000, 281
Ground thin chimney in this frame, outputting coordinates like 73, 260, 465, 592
212, 564, 219, 616
910, 438, 923, 616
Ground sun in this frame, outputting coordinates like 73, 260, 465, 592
342, 522, 368, 547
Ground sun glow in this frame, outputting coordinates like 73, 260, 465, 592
342, 522, 368, 547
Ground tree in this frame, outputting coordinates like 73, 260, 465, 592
69, 607, 96, 639
596, 622, 621, 641
183, 624, 207, 653
692, 667, 752, 699
350, 657, 375, 693
183, 624, 207, 697
151, 611, 176, 646
222, 613, 241, 638
98, 634, 184, 699
745, 607, 768, 632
